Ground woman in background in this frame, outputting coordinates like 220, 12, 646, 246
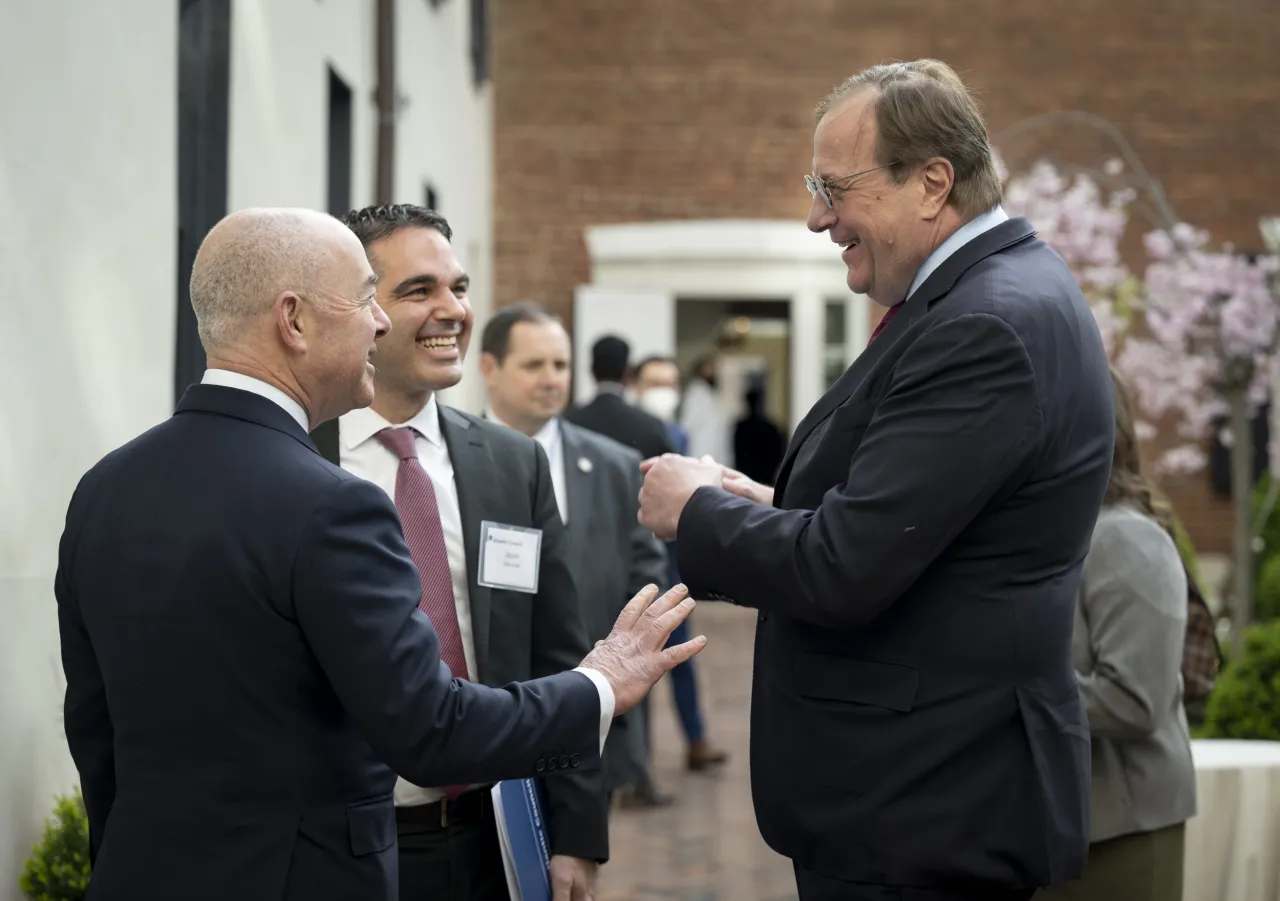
1038, 368, 1197, 901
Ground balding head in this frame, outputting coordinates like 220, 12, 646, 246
191, 208, 361, 350
190, 207, 391, 428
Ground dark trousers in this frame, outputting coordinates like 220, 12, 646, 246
396, 793, 508, 901
664, 617, 705, 744
795, 866, 1034, 901
1033, 822, 1185, 901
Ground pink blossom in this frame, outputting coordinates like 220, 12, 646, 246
999, 150, 1280, 480
1117, 223, 1280, 473
1002, 160, 1135, 298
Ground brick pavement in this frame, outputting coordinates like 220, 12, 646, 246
597, 602, 797, 901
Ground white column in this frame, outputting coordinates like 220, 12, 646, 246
790, 290, 826, 433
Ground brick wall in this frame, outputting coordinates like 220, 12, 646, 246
492, 0, 1280, 555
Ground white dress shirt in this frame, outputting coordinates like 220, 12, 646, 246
338, 398, 613, 807
485, 409, 569, 524
201, 368, 309, 432
905, 204, 1010, 301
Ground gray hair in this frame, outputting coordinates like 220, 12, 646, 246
188, 208, 342, 351
815, 59, 1002, 218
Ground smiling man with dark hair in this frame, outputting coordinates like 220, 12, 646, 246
311, 204, 635, 901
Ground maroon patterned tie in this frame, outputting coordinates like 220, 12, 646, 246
868, 302, 902, 344
376, 427, 471, 799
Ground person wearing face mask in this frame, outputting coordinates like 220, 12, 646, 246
678, 354, 733, 467
632, 356, 730, 773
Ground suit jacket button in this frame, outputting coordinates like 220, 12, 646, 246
535, 759, 546, 773
569, 754, 580, 768
559, 755, 571, 769
759, 612, 768, 622
547, 757, 558, 771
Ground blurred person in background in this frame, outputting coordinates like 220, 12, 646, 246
679, 353, 732, 466
482, 306, 674, 810
1035, 368, 1197, 901
633, 355, 730, 772
732, 379, 785, 486
565, 335, 674, 462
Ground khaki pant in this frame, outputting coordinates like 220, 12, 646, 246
1035, 822, 1185, 901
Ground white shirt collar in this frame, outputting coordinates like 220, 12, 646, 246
201, 369, 310, 433
340, 395, 443, 451
905, 204, 1010, 302
484, 407, 561, 448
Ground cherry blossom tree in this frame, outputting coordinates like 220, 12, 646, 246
1117, 228, 1280, 644
999, 154, 1139, 356
998, 126, 1280, 648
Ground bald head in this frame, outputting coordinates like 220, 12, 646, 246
189, 207, 369, 352
190, 207, 391, 428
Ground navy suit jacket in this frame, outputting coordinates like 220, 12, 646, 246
56, 385, 600, 901
677, 217, 1113, 891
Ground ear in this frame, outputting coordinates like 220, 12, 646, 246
275, 291, 307, 352
478, 351, 499, 379
919, 158, 955, 219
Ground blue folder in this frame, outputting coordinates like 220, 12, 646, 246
491, 778, 551, 901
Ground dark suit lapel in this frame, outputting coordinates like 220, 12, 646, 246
438, 405, 503, 682
774, 216, 1038, 497
558, 421, 596, 537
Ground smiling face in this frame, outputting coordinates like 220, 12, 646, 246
363, 225, 473, 421
299, 229, 390, 420
273, 216, 392, 425
805, 89, 954, 307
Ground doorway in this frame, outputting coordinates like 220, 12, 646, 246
574, 219, 871, 435
675, 299, 792, 430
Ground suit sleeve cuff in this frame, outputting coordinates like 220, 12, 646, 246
573, 667, 614, 754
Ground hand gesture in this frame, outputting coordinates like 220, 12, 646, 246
721, 467, 775, 507
579, 584, 705, 715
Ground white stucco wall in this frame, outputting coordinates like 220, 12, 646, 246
0, 1, 492, 894
395, 0, 493, 414
228, 0, 492, 413
0, 3, 178, 896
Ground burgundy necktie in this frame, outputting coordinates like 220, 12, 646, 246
868, 302, 903, 344
376, 427, 471, 799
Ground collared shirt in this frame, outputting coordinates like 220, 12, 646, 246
485, 408, 569, 524
338, 398, 613, 807
905, 204, 1010, 302
201, 368, 309, 433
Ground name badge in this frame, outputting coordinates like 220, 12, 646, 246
477, 521, 542, 594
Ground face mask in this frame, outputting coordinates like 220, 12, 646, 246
637, 386, 680, 422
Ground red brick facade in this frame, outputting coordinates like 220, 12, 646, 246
492, 0, 1280, 554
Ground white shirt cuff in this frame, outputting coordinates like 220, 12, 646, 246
573, 666, 615, 754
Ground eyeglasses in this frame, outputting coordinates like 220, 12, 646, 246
804, 163, 897, 210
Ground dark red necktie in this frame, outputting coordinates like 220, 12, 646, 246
868, 302, 903, 344
376, 426, 470, 798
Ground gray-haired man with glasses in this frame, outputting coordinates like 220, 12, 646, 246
639, 59, 1113, 901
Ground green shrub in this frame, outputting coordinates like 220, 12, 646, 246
1200, 619, 1280, 741
1256, 554, 1280, 623
1252, 473, 1280, 575
19, 788, 89, 901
